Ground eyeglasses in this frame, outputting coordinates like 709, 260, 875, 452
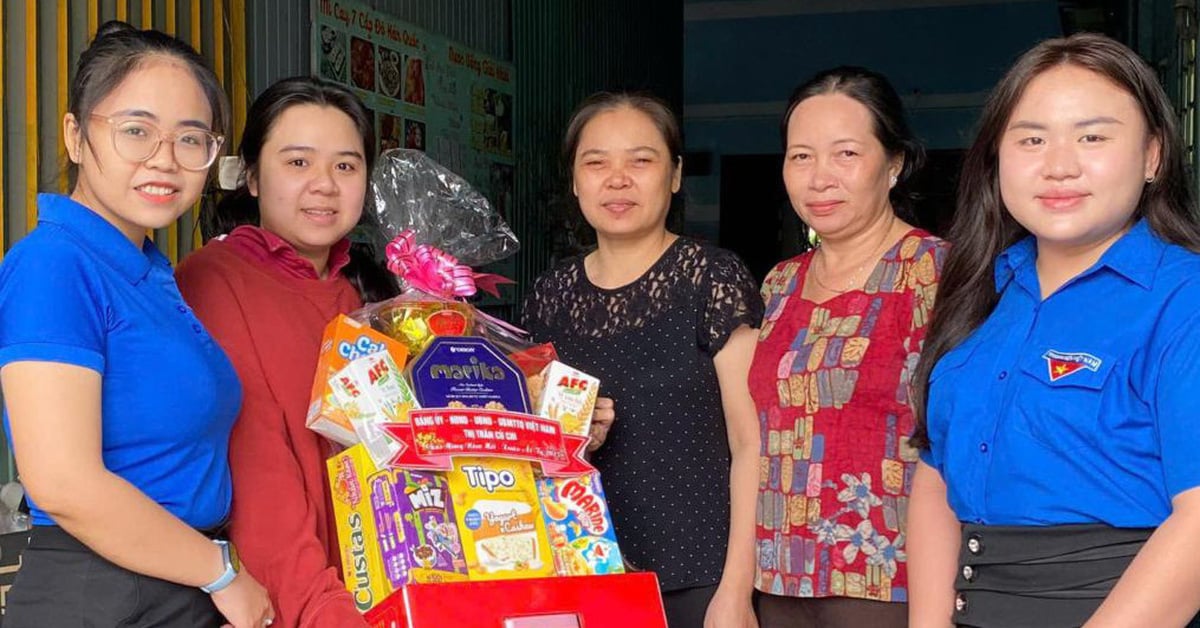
88, 114, 224, 171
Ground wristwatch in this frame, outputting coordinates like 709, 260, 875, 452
200, 539, 240, 594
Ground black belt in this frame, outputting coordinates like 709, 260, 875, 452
28, 523, 228, 553
954, 523, 1154, 628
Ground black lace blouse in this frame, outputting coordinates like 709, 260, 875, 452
522, 237, 764, 590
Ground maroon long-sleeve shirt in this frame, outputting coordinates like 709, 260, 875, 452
177, 226, 368, 628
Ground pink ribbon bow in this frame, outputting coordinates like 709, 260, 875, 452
385, 230, 513, 299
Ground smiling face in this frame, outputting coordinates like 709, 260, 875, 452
571, 105, 682, 241
65, 56, 216, 245
998, 63, 1161, 258
781, 92, 902, 242
249, 103, 367, 272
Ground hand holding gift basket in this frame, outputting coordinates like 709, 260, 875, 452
306, 150, 667, 627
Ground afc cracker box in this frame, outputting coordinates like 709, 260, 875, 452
308, 315, 410, 446
536, 473, 625, 576
328, 444, 467, 612
445, 457, 555, 581
534, 361, 600, 438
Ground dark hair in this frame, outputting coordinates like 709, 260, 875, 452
202, 76, 399, 303
782, 66, 921, 222
911, 33, 1200, 447
68, 20, 229, 188
781, 66, 926, 223
560, 92, 685, 238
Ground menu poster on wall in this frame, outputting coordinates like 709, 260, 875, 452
313, 0, 517, 305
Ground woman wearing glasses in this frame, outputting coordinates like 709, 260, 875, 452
0, 21, 273, 628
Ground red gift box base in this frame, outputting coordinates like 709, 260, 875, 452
364, 573, 668, 628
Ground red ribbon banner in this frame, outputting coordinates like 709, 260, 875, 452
381, 409, 594, 477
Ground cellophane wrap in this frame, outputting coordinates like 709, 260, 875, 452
371, 148, 519, 267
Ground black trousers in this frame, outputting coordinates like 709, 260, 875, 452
661, 584, 719, 628
4, 525, 224, 628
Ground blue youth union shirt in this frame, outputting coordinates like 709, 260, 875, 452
0, 194, 242, 529
922, 219, 1200, 527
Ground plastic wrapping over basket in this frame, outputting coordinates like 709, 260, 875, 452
371, 148, 519, 268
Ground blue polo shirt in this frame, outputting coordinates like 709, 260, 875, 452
0, 194, 241, 529
923, 219, 1200, 527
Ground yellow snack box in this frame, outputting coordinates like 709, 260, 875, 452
327, 444, 468, 612
535, 361, 600, 438
307, 315, 410, 446
445, 457, 555, 581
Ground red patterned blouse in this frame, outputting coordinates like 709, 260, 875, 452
749, 230, 946, 602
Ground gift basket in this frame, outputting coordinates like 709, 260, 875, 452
306, 150, 667, 627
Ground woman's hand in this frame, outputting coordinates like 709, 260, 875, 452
704, 584, 758, 628
587, 397, 616, 452
213, 569, 275, 628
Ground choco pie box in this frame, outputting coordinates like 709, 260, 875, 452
328, 444, 468, 612
308, 315, 410, 446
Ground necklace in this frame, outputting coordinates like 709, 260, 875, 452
811, 219, 896, 294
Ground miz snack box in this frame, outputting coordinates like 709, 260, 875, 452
308, 315, 410, 446
409, 337, 531, 413
537, 473, 625, 577
328, 444, 468, 612
445, 457, 555, 581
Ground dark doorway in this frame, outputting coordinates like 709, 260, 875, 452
717, 150, 963, 283
717, 154, 804, 283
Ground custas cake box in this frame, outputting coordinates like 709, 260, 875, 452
327, 444, 468, 612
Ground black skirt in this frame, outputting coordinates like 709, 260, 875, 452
954, 523, 1200, 628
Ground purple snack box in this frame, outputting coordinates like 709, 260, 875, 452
397, 470, 468, 576
409, 337, 531, 413
369, 468, 467, 588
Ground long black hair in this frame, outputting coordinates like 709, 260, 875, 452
202, 76, 399, 303
910, 33, 1200, 447
68, 20, 228, 189
781, 66, 926, 223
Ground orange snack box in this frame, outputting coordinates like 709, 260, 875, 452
307, 315, 410, 446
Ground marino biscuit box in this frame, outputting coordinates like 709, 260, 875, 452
409, 337, 531, 413
309, 315, 410, 446
328, 444, 468, 612
445, 456, 555, 581
537, 473, 625, 576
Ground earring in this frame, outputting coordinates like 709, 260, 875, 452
1146, 176, 1155, 183
889, 174, 898, 187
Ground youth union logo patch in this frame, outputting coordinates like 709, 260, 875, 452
1042, 350, 1102, 382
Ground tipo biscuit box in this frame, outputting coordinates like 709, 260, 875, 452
409, 337, 531, 413
445, 457, 555, 581
308, 315, 410, 446
536, 473, 625, 576
328, 444, 468, 612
